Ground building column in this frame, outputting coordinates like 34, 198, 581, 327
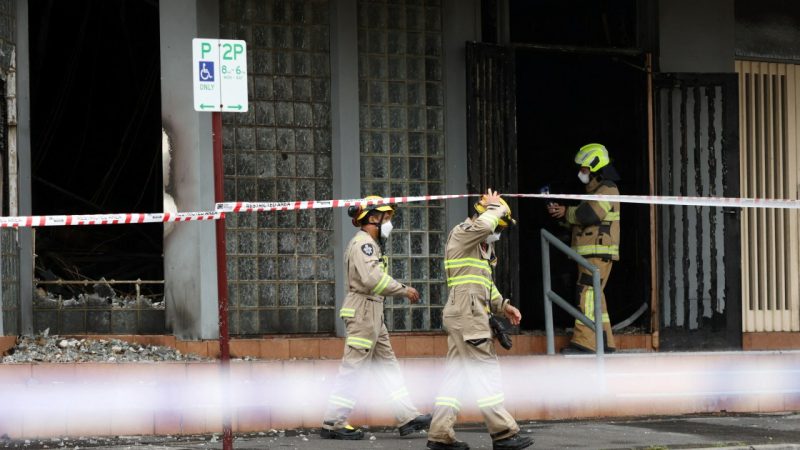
330, 0, 361, 337
444, 0, 479, 230
160, 0, 220, 339
16, 0, 33, 336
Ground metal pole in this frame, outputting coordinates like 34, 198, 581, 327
541, 231, 555, 355
593, 269, 604, 357
212, 111, 233, 450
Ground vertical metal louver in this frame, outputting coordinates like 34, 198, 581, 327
737, 61, 800, 333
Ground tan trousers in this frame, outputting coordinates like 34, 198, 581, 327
323, 294, 419, 429
572, 257, 615, 351
429, 327, 519, 443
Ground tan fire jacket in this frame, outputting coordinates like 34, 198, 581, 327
339, 230, 407, 320
442, 202, 510, 341
565, 179, 621, 261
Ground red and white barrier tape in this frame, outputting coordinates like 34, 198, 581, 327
0, 211, 222, 228
216, 192, 800, 213
3, 192, 799, 228
215, 194, 471, 213
505, 193, 800, 209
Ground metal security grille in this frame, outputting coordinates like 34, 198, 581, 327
464, 42, 518, 304
736, 61, 800, 332
654, 73, 741, 349
221, 0, 336, 334
357, 0, 446, 331
1, 228, 19, 335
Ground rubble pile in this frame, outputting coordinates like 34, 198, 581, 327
1, 330, 209, 363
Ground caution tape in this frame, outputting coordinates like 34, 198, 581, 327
0, 211, 222, 228
504, 193, 800, 209
2, 192, 799, 229
216, 192, 800, 213
215, 194, 471, 213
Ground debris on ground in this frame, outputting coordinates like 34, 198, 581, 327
1, 329, 209, 363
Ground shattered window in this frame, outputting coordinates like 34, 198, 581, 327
28, 1, 165, 335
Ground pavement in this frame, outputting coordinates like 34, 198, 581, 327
3, 413, 799, 450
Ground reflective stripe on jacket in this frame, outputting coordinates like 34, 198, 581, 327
565, 180, 621, 261
443, 202, 510, 338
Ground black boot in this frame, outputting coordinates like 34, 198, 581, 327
560, 343, 593, 354
427, 440, 470, 450
320, 423, 364, 440
398, 413, 432, 436
493, 433, 534, 450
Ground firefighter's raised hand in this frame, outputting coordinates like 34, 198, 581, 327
481, 188, 503, 207
405, 286, 421, 303
548, 203, 566, 219
504, 303, 522, 325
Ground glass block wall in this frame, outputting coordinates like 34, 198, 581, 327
1, 229, 20, 335
221, 0, 336, 334
357, 0, 446, 331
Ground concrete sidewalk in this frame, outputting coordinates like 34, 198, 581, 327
6, 413, 798, 450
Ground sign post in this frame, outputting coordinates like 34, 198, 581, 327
193, 38, 248, 450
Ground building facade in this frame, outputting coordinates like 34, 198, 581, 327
0, 0, 799, 351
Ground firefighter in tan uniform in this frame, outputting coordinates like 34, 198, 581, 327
321, 195, 431, 440
548, 144, 621, 353
427, 190, 534, 450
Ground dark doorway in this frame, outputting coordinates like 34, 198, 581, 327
28, 0, 163, 330
515, 50, 652, 333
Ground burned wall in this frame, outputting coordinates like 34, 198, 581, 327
0, 0, 17, 336
659, 0, 735, 73
736, 0, 800, 62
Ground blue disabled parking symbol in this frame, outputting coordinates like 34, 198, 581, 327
198, 61, 215, 82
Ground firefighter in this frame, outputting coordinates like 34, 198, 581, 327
548, 143, 620, 354
321, 195, 431, 440
427, 189, 534, 450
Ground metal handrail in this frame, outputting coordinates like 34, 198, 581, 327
541, 228, 604, 356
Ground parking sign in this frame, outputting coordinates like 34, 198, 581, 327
192, 38, 248, 112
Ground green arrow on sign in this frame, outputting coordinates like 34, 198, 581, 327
200, 104, 216, 109
226, 104, 243, 110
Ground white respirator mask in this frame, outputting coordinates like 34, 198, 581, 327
380, 220, 394, 238
484, 232, 501, 244
578, 171, 591, 184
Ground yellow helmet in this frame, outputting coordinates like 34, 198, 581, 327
473, 197, 517, 228
575, 143, 610, 173
348, 195, 395, 226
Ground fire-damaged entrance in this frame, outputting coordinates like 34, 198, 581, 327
466, 43, 652, 339
466, 48, 744, 349
515, 48, 652, 337
28, 0, 164, 334
465, 1, 746, 350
